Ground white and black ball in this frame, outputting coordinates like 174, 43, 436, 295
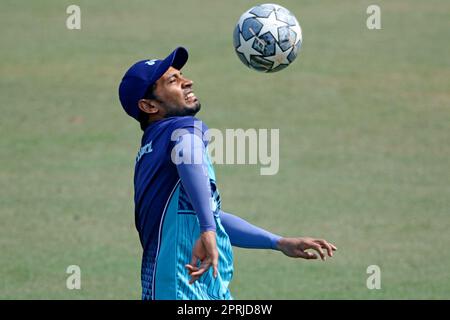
233, 3, 302, 73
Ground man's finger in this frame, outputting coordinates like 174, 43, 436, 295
185, 264, 198, 270
316, 239, 334, 257
298, 251, 318, 260
212, 257, 218, 278
308, 252, 319, 259
189, 267, 205, 284
190, 255, 199, 268
185, 264, 199, 274
189, 262, 217, 284
310, 243, 325, 260
190, 262, 210, 277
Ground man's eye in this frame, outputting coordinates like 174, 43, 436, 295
169, 79, 176, 83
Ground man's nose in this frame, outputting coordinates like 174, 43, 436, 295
182, 77, 193, 88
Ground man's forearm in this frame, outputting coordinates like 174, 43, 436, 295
219, 210, 281, 250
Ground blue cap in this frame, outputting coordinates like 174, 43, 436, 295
118, 47, 189, 121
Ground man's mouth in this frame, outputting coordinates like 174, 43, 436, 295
184, 91, 197, 102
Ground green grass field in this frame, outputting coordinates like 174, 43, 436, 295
1, 0, 449, 299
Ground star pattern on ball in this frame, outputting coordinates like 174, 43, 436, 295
256, 10, 288, 41
265, 43, 293, 69
236, 33, 261, 64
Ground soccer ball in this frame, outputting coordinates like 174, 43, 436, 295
233, 3, 302, 73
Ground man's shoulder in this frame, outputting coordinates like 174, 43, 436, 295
142, 116, 209, 144
144, 116, 207, 134
167, 116, 207, 128
166, 116, 209, 134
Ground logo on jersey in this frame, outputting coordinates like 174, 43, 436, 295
136, 141, 153, 163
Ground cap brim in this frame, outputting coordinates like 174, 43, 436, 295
154, 47, 189, 82
167, 46, 188, 70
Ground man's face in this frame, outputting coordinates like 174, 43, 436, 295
153, 66, 201, 117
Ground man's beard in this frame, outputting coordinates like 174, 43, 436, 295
164, 102, 201, 117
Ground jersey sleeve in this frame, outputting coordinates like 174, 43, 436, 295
175, 132, 216, 232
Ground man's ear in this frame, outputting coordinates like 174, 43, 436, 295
138, 99, 159, 115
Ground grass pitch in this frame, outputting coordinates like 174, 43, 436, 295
0, 0, 449, 299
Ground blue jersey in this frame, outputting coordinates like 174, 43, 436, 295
134, 116, 233, 300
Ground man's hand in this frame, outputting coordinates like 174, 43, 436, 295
276, 237, 337, 260
185, 231, 219, 284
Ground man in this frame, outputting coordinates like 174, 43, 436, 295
118, 47, 337, 300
